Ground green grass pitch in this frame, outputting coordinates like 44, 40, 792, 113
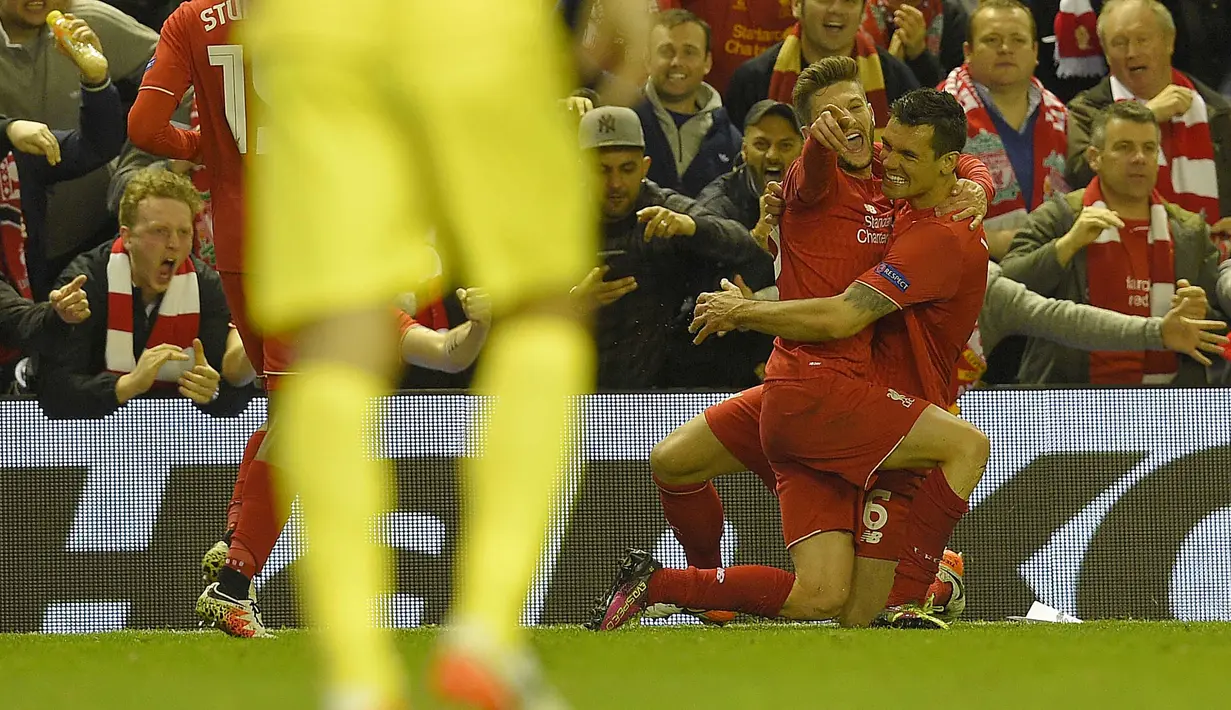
2, 622, 1227, 709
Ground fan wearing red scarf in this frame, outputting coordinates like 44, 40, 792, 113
1001, 101, 1231, 384
939, 0, 1069, 261
37, 169, 231, 419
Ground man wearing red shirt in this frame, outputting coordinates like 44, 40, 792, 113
588, 59, 991, 628
126, 0, 293, 636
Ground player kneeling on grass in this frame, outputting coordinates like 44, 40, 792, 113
195, 287, 493, 638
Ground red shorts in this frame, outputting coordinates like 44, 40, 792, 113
760, 375, 927, 490
703, 386, 775, 492
219, 271, 294, 389
856, 469, 926, 561
705, 385, 918, 556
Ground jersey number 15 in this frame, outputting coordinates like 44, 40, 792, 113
206, 44, 265, 155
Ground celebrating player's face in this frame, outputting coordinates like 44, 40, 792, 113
742, 115, 804, 193
647, 21, 712, 105
596, 148, 651, 220
879, 119, 950, 200
0, 0, 68, 30
122, 197, 195, 297
809, 81, 874, 172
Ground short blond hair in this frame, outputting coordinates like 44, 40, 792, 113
118, 168, 203, 230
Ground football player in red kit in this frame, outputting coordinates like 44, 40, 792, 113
127, 0, 292, 634
588, 61, 992, 630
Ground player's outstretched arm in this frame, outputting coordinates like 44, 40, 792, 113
690, 279, 897, 344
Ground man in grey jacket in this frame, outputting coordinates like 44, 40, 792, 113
1001, 101, 1231, 385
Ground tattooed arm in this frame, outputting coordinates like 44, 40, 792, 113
399, 288, 491, 373
690, 279, 899, 344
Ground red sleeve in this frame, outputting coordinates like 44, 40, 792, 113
128, 11, 200, 160
854, 221, 961, 308
785, 137, 838, 207
954, 154, 994, 203
396, 311, 419, 338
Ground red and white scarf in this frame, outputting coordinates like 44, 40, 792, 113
1053, 0, 1106, 79
769, 25, 891, 135
942, 65, 1070, 232
1112, 70, 1220, 225
105, 238, 201, 382
0, 152, 30, 364
860, 0, 944, 59
1083, 178, 1177, 384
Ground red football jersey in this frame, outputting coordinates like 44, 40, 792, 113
763, 137, 893, 381
856, 206, 990, 407
137, 0, 259, 274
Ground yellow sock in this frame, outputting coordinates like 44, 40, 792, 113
276, 363, 401, 700
453, 315, 594, 649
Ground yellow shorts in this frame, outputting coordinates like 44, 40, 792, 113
245, 0, 594, 335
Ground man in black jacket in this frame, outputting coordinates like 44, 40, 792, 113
572, 106, 768, 389
726, 0, 924, 132
698, 100, 802, 232
37, 169, 238, 419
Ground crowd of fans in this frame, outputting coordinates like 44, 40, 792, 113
0, 0, 1229, 416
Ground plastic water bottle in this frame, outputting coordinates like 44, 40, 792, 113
46, 10, 108, 80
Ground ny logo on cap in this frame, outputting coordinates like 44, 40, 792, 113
598, 114, 617, 134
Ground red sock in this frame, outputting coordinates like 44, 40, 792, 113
654, 477, 724, 569
226, 429, 267, 533
647, 566, 794, 618
887, 468, 969, 606
225, 460, 290, 578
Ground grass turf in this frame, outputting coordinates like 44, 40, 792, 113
1, 622, 1226, 709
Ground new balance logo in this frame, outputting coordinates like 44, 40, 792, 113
860, 530, 883, 544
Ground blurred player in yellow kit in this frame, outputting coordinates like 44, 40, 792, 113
244, 0, 647, 708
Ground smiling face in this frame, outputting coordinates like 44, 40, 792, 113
879, 119, 960, 204
0, 0, 68, 35
121, 197, 195, 300
797, 0, 865, 57
742, 113, 804, 193
964, 6, 1039, 90
1100, 0, 1175, 100
807, 80, 875, 172
647, 20, 712, 106
1088, 116, 1160, 203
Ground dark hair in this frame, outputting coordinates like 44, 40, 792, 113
1089, 100, 1159, 148
792, 56, 860, 128
887, 89, 968, 157
967, 0, 1037, 44
652, 9, 712, 53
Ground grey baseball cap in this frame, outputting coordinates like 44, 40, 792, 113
745, 100, 800, 129
579, 106, 645, 150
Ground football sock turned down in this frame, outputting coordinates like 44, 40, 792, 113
277, 362, 400, 700
452, 315, 593, 650
225, 428, 267, 533
887, 469, 970, 606
654, 478, 725, 569
224, 458, 289, 591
